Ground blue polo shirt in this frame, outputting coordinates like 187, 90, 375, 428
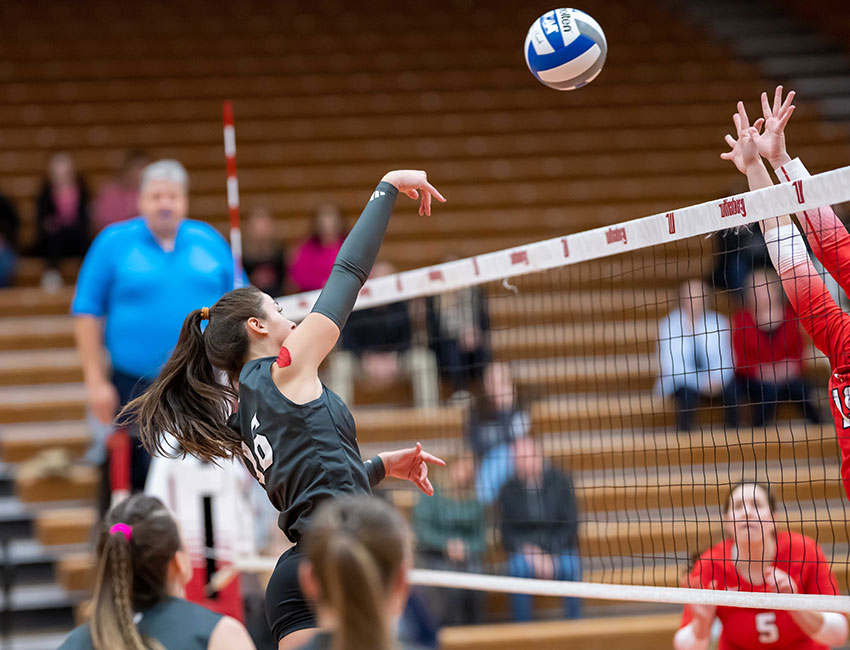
72, 217, 236, 380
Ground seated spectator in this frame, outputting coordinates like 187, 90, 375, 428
243, 206, 287, 296
413, 454, 486, 627
57, 494, 255, 650
297, 495, 416, 650
0, 190, 20, 287
426, 272, 491, 397
328, 261, 439, 408
93, 149, 148, 232
498, 437, 581, 622
289, 203, 345, 292
469, 361, 530, 504
732, 268, 821, 426
36, 151, 91, 291
656, 279, 737, 431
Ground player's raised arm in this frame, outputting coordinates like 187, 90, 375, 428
278, 170, 445, 377
752, 85, 850, 295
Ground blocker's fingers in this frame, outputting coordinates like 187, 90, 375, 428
724, 133, 737, 148
761, 91, 772, 119
737, 101, 751, 129
405, 188, 419, 200
781, 89, 795, 113
773, 85, 784, 113
422, 190, 432, 216
778, 104, 795, 129
753, 117, 765, 132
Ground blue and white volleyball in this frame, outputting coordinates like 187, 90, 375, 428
524, 8, 607, 91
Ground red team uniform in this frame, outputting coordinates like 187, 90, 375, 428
769, 159, 850, 501
680, 531, 839, 650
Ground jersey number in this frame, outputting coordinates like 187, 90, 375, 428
756, 612, 779, 644
242, 434, 273, 485
832, 387, 850, 429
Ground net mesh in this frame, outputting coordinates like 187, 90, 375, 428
265, 167, 850, 619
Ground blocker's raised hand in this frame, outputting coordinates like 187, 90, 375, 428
751, 85, 796, 167
720, 101, 762, 175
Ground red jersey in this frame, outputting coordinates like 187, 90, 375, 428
767, 169, 850, 502
731, 305, 804, 380
680, 532, 839, 650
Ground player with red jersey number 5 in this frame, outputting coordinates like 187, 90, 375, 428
674, 483, 847, 650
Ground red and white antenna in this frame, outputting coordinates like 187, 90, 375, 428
222, 101, 245, 288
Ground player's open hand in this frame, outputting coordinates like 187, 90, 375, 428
720, 101, 761, 175
765, 567, 799, 594
380, 442, 447, 495
380, 170, 446, 216
751, 86, 796, 167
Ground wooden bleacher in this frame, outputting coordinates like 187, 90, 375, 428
1, 0, 849, 648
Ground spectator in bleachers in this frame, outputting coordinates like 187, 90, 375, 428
413, 454, 486, 627
0, 190, 20, 287
243, 205, 287, 297
656, 279, 738, 431
35, 151, 91, 292
426, 263, 491, 397
328, 261, 439, 408
498, 437, 581, 622
72, 159, 239, 514
57, 494, 256, 650
469, 361, 530, 504
92, 149, 148, 233
289, 203, 345, 292
731, 268, 821, 426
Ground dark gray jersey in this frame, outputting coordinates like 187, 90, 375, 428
58, 598, 222, 650
229, 357, 373, 543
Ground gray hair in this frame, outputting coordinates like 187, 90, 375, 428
140, 159, 189, 193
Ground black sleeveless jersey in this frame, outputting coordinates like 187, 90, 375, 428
228, 356, 373, 543
58, 597, 222, 650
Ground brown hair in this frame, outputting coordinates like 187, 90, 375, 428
724, 481, 777, 514
303, 496, 411, 650
90, 494, 181, 650
119, 286, 266, 462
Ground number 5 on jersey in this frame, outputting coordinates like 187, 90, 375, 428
756, 612, 779, 644
242, 413, 273, 484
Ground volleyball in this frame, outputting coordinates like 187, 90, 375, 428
524, 8, 607, 91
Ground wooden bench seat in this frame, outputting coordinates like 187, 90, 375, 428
16, 465, 97, 503
0, 420, 91, 462
0, 316, 75, 350
0, 382, 86, 423
0, 348, 81, 386
35, 507, 96, 546
491, 321, 658, 360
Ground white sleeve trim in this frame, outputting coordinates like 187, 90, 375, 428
775, 157, 811, 183
810, 612, 849, 647
763, 223, 811, 277
674, 623, 710, 650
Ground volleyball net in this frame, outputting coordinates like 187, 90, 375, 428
256, 165, 850, 614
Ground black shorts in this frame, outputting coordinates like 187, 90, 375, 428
265, 544, 316, 641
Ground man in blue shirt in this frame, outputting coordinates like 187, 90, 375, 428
73, 159, 237, 509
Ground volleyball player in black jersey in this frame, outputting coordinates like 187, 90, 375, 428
121, 170, 446, 649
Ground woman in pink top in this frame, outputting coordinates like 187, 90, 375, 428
35, 152, 91, 290
289, 203, 346, 292
93, 150, 148, 232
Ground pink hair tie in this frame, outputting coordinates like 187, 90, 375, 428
109, 523, 133, 541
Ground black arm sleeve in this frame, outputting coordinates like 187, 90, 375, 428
363, 455, 386, 487
311, 181, 399, 329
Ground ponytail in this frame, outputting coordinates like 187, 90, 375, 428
90, 495, 179, 650
324, 535, 392, 650
91, 534, 164, 650
303, 496, 411, 650
119, 287, 266, 463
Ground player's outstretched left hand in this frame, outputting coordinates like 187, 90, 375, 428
751, 85, 796, 167
380, 442, 447, 495
720, 101, 762, 175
